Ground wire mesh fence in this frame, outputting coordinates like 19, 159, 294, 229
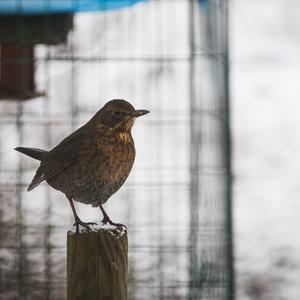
0, 0, 233, 299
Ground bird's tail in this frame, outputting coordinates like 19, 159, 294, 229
14, 147, 47, 161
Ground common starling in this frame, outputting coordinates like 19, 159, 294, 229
15, 99, 149, 232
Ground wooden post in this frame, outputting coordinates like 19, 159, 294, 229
67, 227, 128, 300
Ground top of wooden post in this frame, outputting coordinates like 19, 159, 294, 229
67, 223, 127, 237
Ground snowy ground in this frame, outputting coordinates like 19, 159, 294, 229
232, 0, 300, 299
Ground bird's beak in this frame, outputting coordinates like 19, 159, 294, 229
129, 109, 150, 118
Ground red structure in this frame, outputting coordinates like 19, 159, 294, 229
0, 45, 35, 99
0, 14, 73, 100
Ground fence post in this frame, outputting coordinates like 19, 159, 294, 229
67, 227, 128, 300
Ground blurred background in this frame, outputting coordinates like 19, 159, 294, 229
232, 0, 300, 299
0, 0, 298, 299
0, 1, 232, 299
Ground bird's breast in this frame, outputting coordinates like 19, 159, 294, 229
117, 132, 132, 144
93, 132, 135, 182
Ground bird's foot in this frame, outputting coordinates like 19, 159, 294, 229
101, 217, 127, 230
73, 218, 97, 233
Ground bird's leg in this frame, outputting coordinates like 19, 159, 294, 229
99, 205, 127, 229
67, 196, 96, 233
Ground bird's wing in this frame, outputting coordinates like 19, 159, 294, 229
27, 160, 73, 191
27, 124, 89, 191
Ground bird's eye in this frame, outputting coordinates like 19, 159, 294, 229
113, 111, 123, 117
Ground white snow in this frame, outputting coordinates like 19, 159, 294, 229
67, 222, 127, 236
232, 0, 300, 299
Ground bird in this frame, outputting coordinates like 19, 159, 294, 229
15, 99, 149, 232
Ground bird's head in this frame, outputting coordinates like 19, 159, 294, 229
96, 99, 149, 132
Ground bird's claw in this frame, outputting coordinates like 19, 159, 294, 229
102, 218, 127, 230
73, 219, 97, 233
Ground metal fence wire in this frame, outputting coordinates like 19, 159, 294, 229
0, 0, 233, 299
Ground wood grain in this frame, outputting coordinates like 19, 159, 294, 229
67, 228, 128, 300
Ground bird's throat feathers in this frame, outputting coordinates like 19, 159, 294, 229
117, 132, 132, 143
96, 119, 134, 143
115, 119, 134, 143
115, 118, 135, 132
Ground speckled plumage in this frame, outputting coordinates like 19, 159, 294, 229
15, 99, 149, 230
47, 123, 135, 206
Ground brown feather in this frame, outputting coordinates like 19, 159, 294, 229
27, 122, 89, 191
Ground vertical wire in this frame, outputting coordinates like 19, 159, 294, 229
126, 7, 138, 300
126, 6, 137, 298
205, 3, 215, 297
188, 0, 201, 299
69, 2, 77, 232
155, 1, 165, 298
42, 2, 53, 299
71, 2, 77, 131
43, 43, 52, 300
16, 100, 24, 300
223, 1, 235, 299
15, 1, 25, 296
157, 3, 165, 299
129, 3, 138, 298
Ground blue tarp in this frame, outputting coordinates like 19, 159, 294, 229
199, 0, 207, 9
0, 0, 146, 15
